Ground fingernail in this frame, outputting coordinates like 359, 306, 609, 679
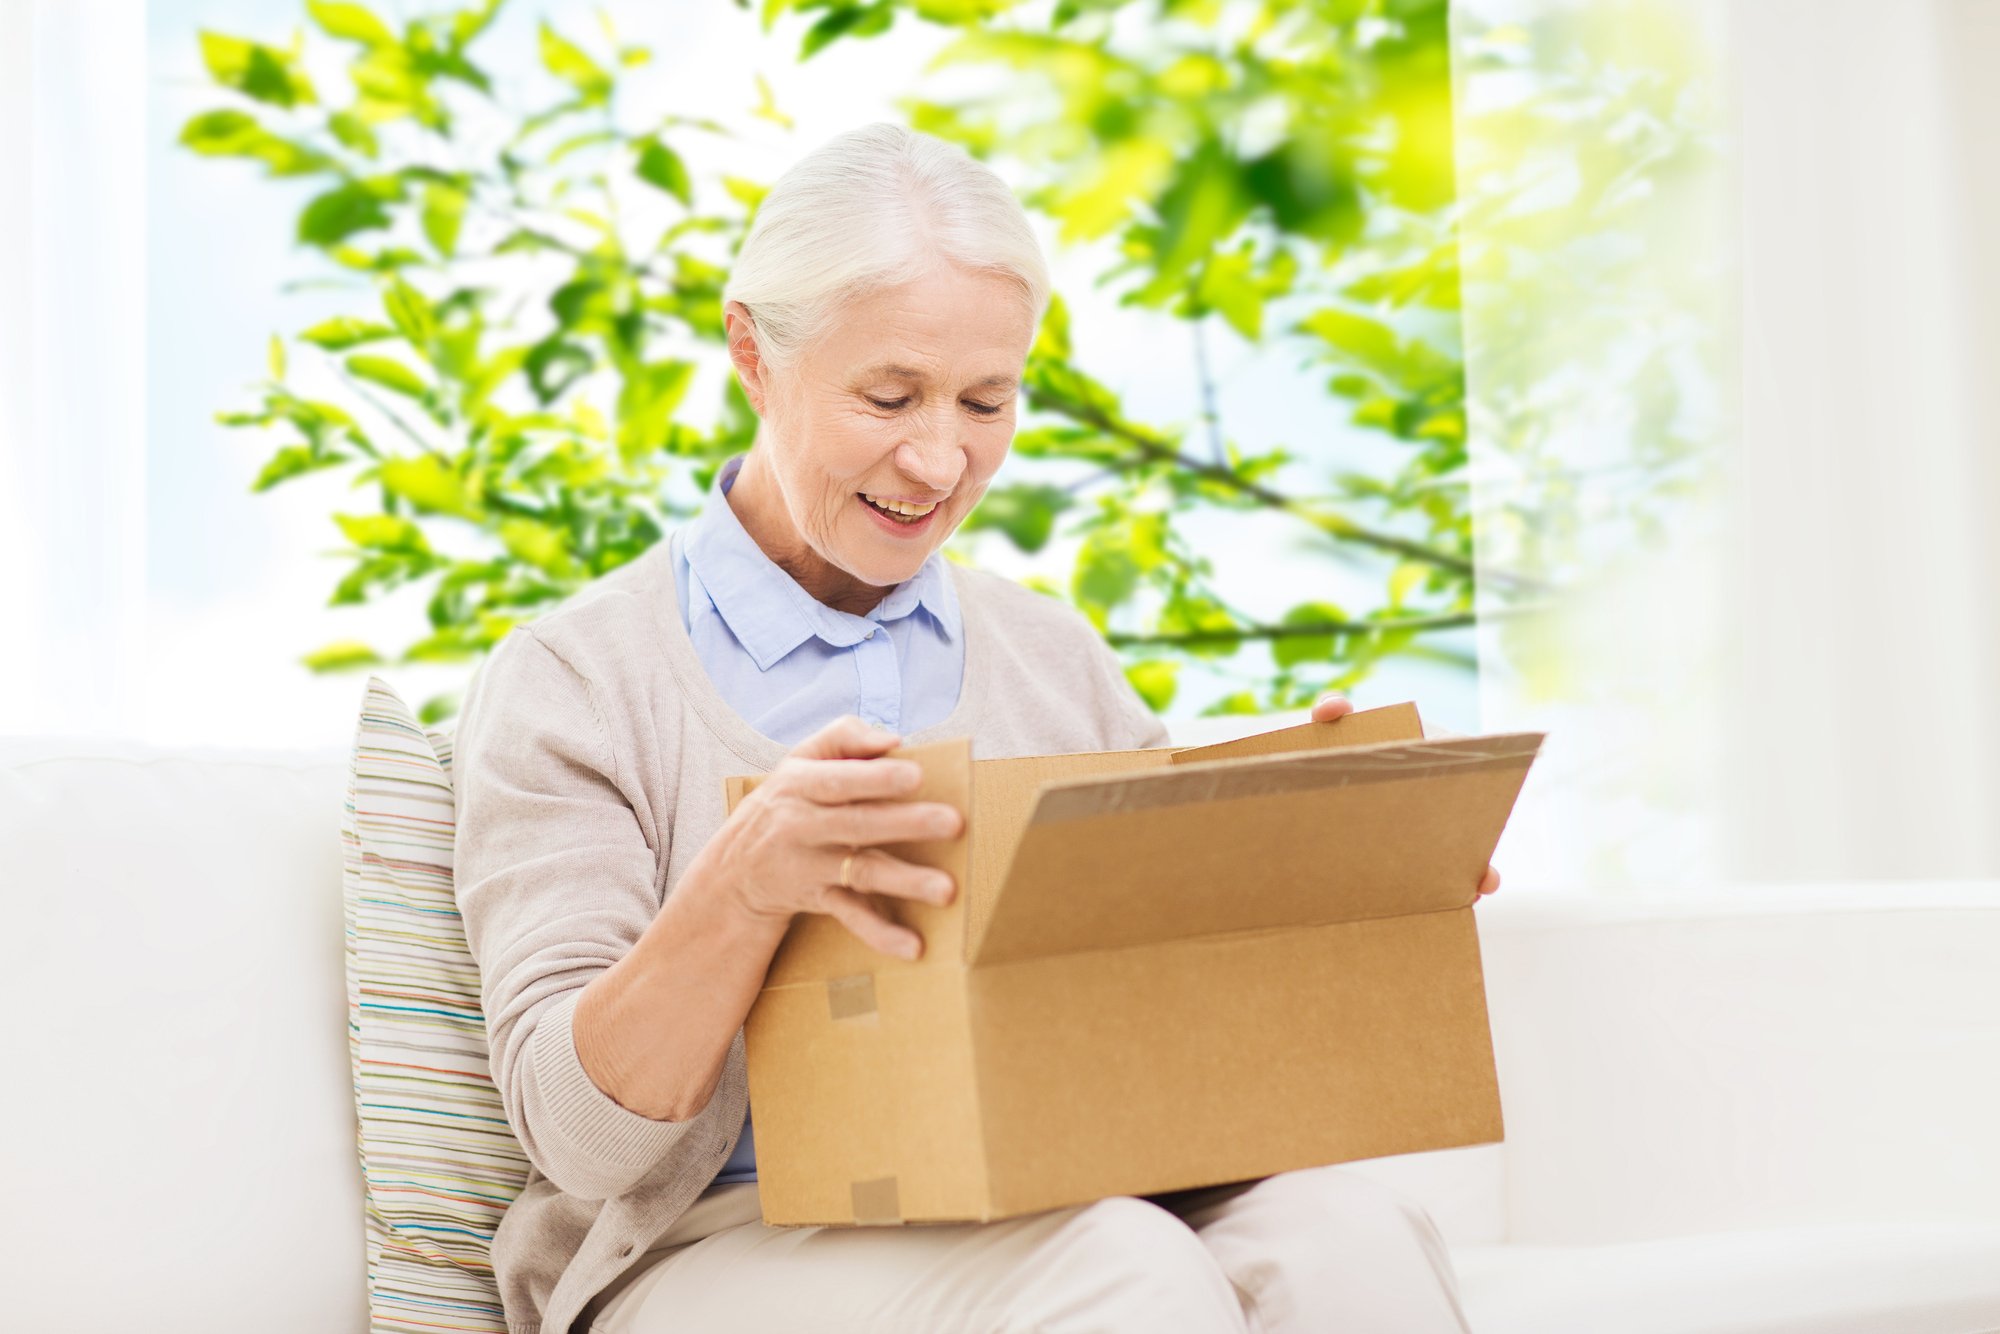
898, 935, 922, 960
1317, 691, 1346, 706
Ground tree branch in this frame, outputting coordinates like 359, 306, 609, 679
1027, 377, 1496, 583
1106, 610, 1476, 649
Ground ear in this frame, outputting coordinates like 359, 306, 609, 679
724, 300, 772, 417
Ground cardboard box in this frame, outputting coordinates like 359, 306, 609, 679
721, 701, 1543, 1227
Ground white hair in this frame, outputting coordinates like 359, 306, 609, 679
721, 121, 1052, 383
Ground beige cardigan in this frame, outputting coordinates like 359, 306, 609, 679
450, 537, 1169, 1334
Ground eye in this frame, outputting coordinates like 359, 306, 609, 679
867, 396, 910, 411
966, 401, 1005, 417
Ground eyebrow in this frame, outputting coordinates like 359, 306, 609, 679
858, 363, 1020, 390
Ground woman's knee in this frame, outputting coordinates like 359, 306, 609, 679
1192, 1169, 1471, 1332
1063, 1195, 1219, 1270
1006, 1196, 1246, 1331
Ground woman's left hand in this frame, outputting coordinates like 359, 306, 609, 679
1310, 692, 1502, 900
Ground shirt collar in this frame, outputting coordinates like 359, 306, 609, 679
681, 452, 962, 671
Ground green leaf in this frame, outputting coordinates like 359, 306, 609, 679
1242, 132, 1363, 245
1139, 138, 1253, 297
300, 639, 382, 671
268, 334, 286, 381
499, 516, 581, 577
1033, 291, 1073, 361
1124, 659, 1178, 711
451, 0, 503, 47
1199, 690, 1264, 717
911, 0, 1012, 18
421, 182, 466, 256
1073, 533, 1140, 610
298, 182, 391, 246
345, 354, 429, 398
614, 359, 696, 461
379, 454, 483, 518
1190, 249, 1261, 339
1049, 135, 1174, 244
381, 277, 438, 352
801, 3, 894, 60
398, 627, 480, 664
334, 511, 430, 553
178, 109, 332, 176
539, 22, 612, 103
721, 175, 769, 210
249, 444, 346, 492
299, 316, 395, 350
1299, 308, 1402, 368
525, 339, 593, 405
1159, 592, 1241, 658
306, 0, 396, 47
964, 483, 1070, 553
1387, 561, 1426, 610
198, 31, 317, 107
1273, 601, 1346, 669
352, 42, 442, 128
635, 138, 692, 205
328, 111, 379, 157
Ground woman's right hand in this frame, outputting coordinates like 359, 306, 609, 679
698, 714, 963, 961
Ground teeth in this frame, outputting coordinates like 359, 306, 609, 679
863, 493, 937, 517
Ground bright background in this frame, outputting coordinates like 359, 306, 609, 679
6, 0, 1999, 891
6, 0, 1481, 748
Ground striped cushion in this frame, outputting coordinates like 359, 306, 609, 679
342, 676, 529, 1332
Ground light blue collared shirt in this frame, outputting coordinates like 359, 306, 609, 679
673, 451, 964, 1186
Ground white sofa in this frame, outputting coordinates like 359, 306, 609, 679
4, 723, 1998, 1334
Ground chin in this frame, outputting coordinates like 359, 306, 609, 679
843, 543, 932, 584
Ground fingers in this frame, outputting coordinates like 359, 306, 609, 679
1477, 864, 1501, 896
821, 886, 924, 961
787, 713, 904, 762
814, 797, 963, 849
828, 846, 956, 907
1311, 692, 1354, 723
786, 753, 924, 804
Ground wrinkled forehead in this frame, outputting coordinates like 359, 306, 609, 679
850, 360, 1022, 390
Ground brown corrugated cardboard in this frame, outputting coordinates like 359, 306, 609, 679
721, 701, 1543, 1227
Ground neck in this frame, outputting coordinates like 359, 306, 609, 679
728, 448, 896, 618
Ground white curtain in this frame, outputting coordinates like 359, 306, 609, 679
1457, 0, 2000, 889
0, 0, 150, 738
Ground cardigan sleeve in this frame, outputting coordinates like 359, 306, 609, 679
1081, 625, 1172, 751
451, 624, 707, 1201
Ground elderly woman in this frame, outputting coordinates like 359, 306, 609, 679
452, 122, 1497, 1334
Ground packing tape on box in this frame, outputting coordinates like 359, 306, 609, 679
851, 1176, 902, 1224
826, 972, 878, 1021
1034, 734, 1542, 823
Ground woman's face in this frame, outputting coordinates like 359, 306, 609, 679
723, 264, 1036, 611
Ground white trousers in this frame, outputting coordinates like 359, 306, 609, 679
580, 1165, 1474, 1333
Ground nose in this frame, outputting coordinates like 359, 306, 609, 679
896, 413, 965, 494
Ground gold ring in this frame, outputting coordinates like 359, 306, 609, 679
838, 849, 858, 891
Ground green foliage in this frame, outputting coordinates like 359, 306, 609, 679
188, 0, 1479, 717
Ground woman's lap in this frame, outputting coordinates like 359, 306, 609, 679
584, 1166, 1470, 1334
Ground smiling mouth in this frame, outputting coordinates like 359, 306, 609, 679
858, 492, 940, 524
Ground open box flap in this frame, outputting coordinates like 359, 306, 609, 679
968, 731, 1544, 966
962, 748, 1175, 949
725, 736, 974, 988
1166, 701, 1425, 765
